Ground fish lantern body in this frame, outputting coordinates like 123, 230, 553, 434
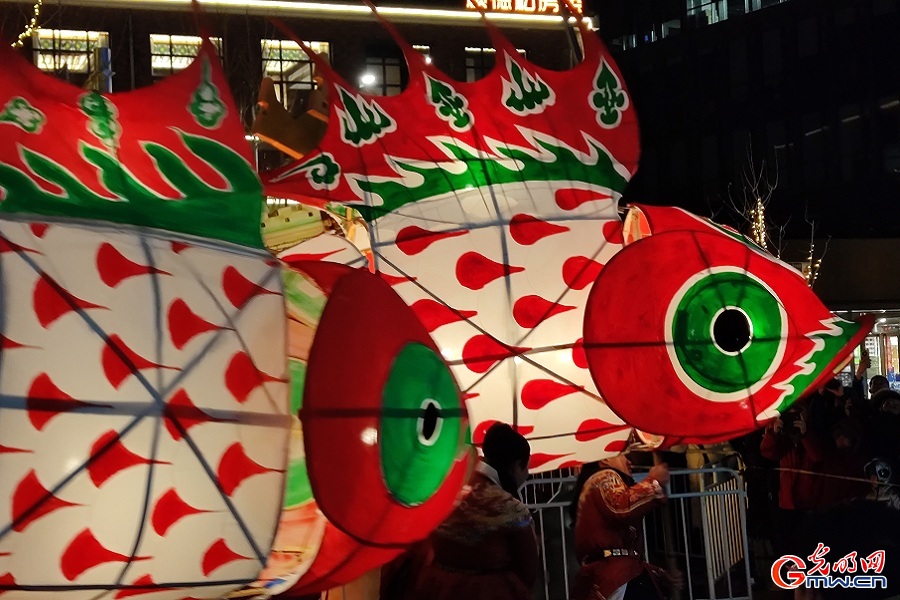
247, 250, 471, 597
265, 16, 872, 463
0, 45, 290, 597
266, 25, 638, 471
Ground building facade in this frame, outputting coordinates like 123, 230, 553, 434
599, 0, 900, 378
1, 0, 585, 123
5, 0, 900, 365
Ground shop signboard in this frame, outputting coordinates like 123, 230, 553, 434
465, 0, 583, 14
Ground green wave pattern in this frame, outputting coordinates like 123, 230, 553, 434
0, 132, 264, 247
350, 134, 629, 222
282, 267, 329, 508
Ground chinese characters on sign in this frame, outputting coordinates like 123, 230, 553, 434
465, 0, 583, 14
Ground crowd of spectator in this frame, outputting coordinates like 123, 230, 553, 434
734, 356, 900, 598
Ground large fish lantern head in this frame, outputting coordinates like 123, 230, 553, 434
266, 9, 872, 464
0, 41, 470, 598
586, 204, 873, 442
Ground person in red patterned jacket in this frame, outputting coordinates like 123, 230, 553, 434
760, 400, 827, 560
570, 454, 673, 600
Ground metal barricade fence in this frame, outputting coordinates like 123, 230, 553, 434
522, 467, 752, 600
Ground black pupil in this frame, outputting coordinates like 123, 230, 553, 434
421, 401, 441, 441
713, 309, 751, 353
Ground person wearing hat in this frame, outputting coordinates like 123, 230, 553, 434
570, 454, 679, 600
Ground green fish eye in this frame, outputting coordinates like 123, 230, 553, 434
381, 342, 463, 506
670, 271, 784, 395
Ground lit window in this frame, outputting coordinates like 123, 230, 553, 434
464, 47, 526, 83
262, 39, 331, 112
363, 55, 403, 96
151, 34, 222, 79
32, 29, 108, 80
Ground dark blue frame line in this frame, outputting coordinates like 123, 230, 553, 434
0, 240, 168, 545
0, 411, 153, 541
101, 238, 171, 599
0, 238, 280, 571
120, 259, 284, 566
0, 577, 256, 591
0, 395, 291, 426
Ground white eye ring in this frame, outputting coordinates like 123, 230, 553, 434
710, 305, 754, 356
417, 398, 443, 447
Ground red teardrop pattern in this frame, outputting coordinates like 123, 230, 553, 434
472, 420, 535, 446
222, 266, 278, 309
455, 252, 524, 290
0, 573, 15, 596
201, 538, 251, 576
521, 379, 581, 410
217, 442, 280, 496
87, 430, 170, 488
225, 352, 283, 403
101, 334, 180, 390
575, 419, 619, 442
512, 295, 576, 329
528, 452, 573, 470
472, 420, 497, 446
151, 488, 209, 536
0, 236, 38, 255
60, 528, 149, 581
555, 188, 611, 211
395, 225, 467, 256
11, 470, 80, 532
0, 445, 31, 454
0, 334, 32, 350
113, 574, 173, 599
377, 271, 416, 286
562, 256, 604, 291
605, 438, 629, 453
461, 335, 530, 374
96, 243, 170, 288
170, 242, 191, 254
508, 214, 569, 246
164, 388, 229, 441
572, 338, 588, 369
33, 276, 106, 328
30, 223, 49, 238
410, 298, 477, 333
26, 373, 89, 431
167, 299, 225, 350
602, 220, 625, 244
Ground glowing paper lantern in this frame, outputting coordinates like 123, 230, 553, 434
585, 205, 873, 443
265, 9, 872, 463
266, 16, 635, 472
0, 43, 290, 598
247, 262, 470, 597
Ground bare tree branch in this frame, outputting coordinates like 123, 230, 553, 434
725, 139, 823, 286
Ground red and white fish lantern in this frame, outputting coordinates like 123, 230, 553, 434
266, 7, 872, 466
0, 43, 291, 599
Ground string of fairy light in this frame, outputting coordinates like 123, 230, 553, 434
11, 0, 43, 48
805, 242, 823, 286
747, 196, 822, 286
749, 197, 768, 252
